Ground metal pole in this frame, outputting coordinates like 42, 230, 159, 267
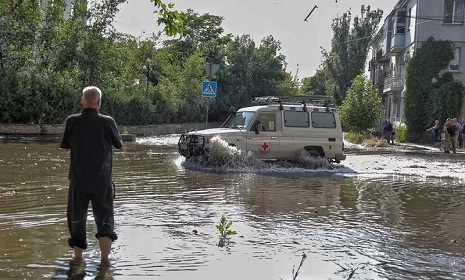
205, 100, 209, 129
206, 63, 212, 129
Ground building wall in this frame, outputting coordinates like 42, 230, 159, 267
417, 0, 465, 42
405, 0, 417, 48
416, 0, 465, 117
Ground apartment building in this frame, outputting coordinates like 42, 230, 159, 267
40, 0, 75, 18
369, 0, 465, 125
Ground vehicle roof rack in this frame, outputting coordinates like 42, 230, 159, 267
252, 95, 335, 108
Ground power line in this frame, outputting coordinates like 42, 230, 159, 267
328, 9, 464, 47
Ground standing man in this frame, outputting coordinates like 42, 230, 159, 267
444, 118, 458, 153
426, 119, 442, 144
60, 86, 123, 262
383, 119, 394, 144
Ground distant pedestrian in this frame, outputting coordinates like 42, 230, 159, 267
444, 118, 458, 153
60, 86, 123, 263
454, 118, 462, 149
383, 119, 394, 144
460, 118, 465, 149
426, 119, 442, 143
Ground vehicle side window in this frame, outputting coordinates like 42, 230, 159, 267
251, 112, 276, 132
284, 111, 309, 127
311, 112, 336, 128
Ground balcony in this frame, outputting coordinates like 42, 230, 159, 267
376, 49, 390, 62
374, 69, 385, 87
383, 75, 404, 93
390, 33, 405, 53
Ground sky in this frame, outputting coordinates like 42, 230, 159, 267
112, 0, 397, 79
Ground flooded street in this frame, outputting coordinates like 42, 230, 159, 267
0, 135, 465, 279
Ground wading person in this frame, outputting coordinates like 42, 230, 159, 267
60, 86, 122, 263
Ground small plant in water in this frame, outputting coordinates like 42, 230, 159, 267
216, 215, 237, 247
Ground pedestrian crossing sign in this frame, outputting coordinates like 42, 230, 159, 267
202, 81, 217, 98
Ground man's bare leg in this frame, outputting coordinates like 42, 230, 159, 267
73, 246, 84, 261
99, 237, 112, 261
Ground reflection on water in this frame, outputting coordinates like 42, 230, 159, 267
0, 135, 465, 279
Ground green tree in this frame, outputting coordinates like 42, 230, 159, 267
163, 9, 226, 62
322, 5, 383, 105
300, 67, 329, 95
212, 35, 290, 120
339, 74, 384, 134
404, 37, 461, 142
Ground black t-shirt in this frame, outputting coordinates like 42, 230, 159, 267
447, 124, 458, 136
60, 108, 123, 193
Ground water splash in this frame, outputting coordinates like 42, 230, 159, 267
185, 137, 263, 170
182, 137, 339, 173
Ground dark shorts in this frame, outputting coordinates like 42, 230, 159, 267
67, 185, 117, 249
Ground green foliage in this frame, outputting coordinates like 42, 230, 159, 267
404, 37, 464, 142
299, 67, 329, 95
394, 123, 407, 143
215, 215, 237, 238
150, 0, 184, 36
322, 5, 383, 105
216, 215, 237, 247
0, 1, 298, 125
339, 74, 384, 134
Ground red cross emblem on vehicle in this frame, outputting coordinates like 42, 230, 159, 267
260, 141, 270, 153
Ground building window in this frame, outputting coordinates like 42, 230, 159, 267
444, 0, 465, 23
448, 48, 461, 71
407, 7, 413, 30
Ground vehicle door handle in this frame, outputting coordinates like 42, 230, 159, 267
249, 137, 258, 140
271, 136, 277, 139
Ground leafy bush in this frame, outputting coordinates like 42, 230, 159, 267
404, 37, 464, 142
394, 123, 407, 143
339, 74, 384, 134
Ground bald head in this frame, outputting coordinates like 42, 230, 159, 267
81, 86, 102, 108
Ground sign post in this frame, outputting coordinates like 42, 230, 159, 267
202, 63, 219, 128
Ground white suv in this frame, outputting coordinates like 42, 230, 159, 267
178, 95, 346, 163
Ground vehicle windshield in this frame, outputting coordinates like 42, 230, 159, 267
224, 111, 255, 129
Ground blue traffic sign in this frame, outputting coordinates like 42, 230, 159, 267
202, 81, 217, 98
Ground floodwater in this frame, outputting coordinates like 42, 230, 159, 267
0, 135, 465, 280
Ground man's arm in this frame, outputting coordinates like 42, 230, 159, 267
60, 118, 71, 150
109, 118, 123, 149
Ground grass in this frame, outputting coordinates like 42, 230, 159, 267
344, 132, 389, 147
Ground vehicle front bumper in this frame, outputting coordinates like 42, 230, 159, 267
178, 134, 209, 158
